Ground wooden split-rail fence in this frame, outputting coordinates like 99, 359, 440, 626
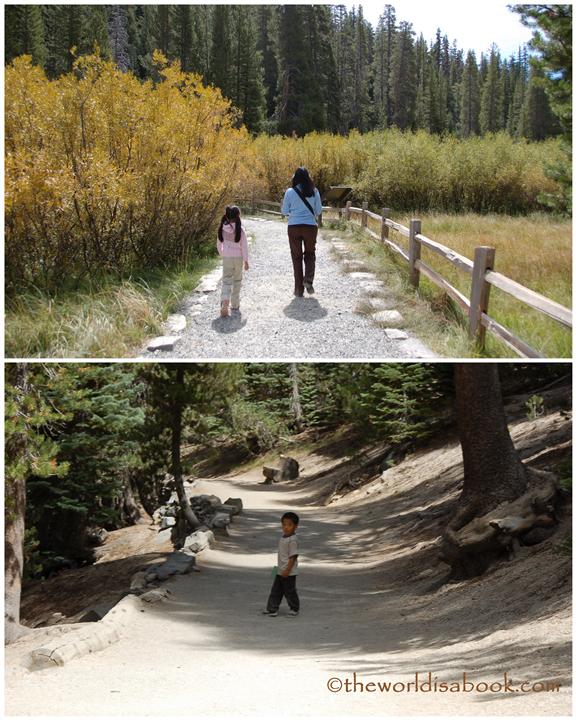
240, 194, 572, 358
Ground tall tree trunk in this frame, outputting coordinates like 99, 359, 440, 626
5, 364, 29, 644
452, 363, 528, 527
171, 366, 200, 531
121, 475, 144, 525
290, 363, 303, 431
441, 363, 532, 579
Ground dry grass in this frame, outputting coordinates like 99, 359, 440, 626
5, 259, 217, 358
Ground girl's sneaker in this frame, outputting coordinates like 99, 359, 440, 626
262, 609, 278, 616
287, 610, 299, 616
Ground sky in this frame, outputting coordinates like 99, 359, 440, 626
343, 1, 535, 58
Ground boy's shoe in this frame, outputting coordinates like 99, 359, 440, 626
287, 609, 299, 616
304, 280, 315, 295
262, 609, 278, 616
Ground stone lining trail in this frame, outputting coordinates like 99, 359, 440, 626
141, 217, 435, 360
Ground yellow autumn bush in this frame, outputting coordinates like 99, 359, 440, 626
5, 52, 259, 291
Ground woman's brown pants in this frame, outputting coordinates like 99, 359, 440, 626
288, 224, 318, 296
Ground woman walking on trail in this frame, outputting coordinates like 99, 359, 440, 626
281, 167, 323, 297
217, 205, 249, 317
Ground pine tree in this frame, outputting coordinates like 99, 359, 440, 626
174, 5, 195, 72
459, 50, 481, 136
507, 48, 528, 136
209, 5, 233, 98
479, 46, 504, 133
256, 5, 279, 119
108, 6, 130, 71
231, 6, 266, 133
389, 21, 416, 130
414, 34, 430, 130
5, 5, 46, 67
275, 5, 315, 135
372, 5, 396, 128
132, 5, 155, 79
43, 5, 83, 75
155, 4, 174, 57
82, 5, 110, 59
520, 68, 561, 140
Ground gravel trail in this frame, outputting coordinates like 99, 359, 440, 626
142, 217, 434, 360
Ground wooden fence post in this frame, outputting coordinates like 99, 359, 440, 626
318, 212, 323, 228
469, 246, 496, 348
408, 219, 422, 288
251, 191, 256, 214
345, 200, 351, 221
361, 202, 368, 227
381, 208, 389, 242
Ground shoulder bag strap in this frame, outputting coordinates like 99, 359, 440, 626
293, 186, 317, 220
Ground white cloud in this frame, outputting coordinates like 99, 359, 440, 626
346, 1, 534, 57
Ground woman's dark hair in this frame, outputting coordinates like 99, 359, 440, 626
218, 205, 242, 243
282, 511, 299, 526
291, 167, 315, 198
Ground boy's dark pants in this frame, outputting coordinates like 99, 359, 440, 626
288, 224, 318, 295
266, 573, 300, 613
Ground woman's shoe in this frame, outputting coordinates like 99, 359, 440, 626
304, 280, 315, 295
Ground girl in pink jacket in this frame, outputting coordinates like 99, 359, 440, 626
217, 205, 249, 317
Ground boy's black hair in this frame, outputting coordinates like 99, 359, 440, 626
281, 511, 299, 525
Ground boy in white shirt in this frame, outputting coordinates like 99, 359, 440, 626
262, 512, 300, 617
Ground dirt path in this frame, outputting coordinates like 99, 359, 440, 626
6, 442, 571, 716
142, 216, 434, 359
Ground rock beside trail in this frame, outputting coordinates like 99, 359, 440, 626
147, 336, 180, 352
183, 530, 215, 554
372, 310, 404, 327
224, 498, 243, 514
280, 456, 300, 480
263, 457, 300, 484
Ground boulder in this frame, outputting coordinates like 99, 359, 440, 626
183, 530, 214, 554
263, 467, 280, 484
129, 571, 149, 592
212, 503, 237, 517
280, 456, 300, 480
153, 552, 196, 581
224, 498, 243, 514
153, 528, 173, 547
140, 587, 171, 603
85, 527, 108, 546
211, 513, 231, 529
384, 329, 408, 340
372, 310, 404, 327
165, 314, 186, 333
147, 335, 180, 352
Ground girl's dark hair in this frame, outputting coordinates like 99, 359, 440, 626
291, 167, 315, 198
218, 205, 242, 243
